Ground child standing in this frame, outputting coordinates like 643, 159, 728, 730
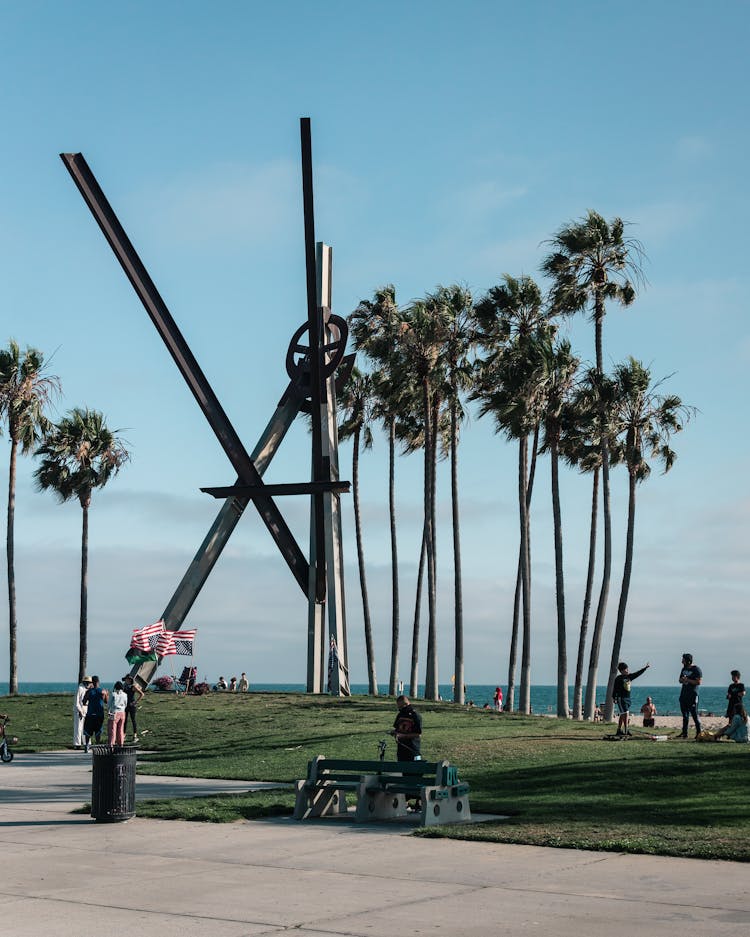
612, 661, 650, 736
726, 671, 745, 720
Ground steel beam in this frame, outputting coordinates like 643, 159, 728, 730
61, 152, 309, 595
202, 481, 350, 498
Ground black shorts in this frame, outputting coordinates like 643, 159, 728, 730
83, 713, 104, 737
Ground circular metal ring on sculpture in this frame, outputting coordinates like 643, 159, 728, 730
285, 315, 348, 384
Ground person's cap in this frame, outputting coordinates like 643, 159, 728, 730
82, 676, 92, 683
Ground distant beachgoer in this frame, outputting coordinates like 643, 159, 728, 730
107, 681, 128, 746
73, 676, 91, 749
82, 676, 108, 752
238, 672, 249, 692
612, 661, 650, 736
678, 653, 702, 739
229, 676, 237, 692
594, 703, 603, 722
725, 671, 745, 720
714, 704, 749, 743
493, 686, 503, 711
641, 696, 657, 728
214, 676, 228, 691
122, 674, 144, 742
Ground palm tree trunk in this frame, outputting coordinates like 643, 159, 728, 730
387, 417, 400, 696
450, 401, 464, 704
584, 305, 612, 721
603, 470, 637, 721
518, 434, 532, 714
79, 496, 90, 683
352, 427, 377, 694
550, 438, 568, 717
424, 387, 439, 701
6, 438, 18, 695
409, 523, 427, 697
573, 468, 599, 719
505, 426, 538, 712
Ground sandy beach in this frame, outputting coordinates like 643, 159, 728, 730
611, 714, 727, 732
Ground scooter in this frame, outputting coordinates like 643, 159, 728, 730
0, 714, 17, 763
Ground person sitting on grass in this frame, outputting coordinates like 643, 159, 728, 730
714, 704, 749, 743
612, 661, 650, 736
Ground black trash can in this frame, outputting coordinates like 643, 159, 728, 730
90, 744, 137, 822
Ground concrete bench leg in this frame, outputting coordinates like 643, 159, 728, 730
293, 780, 349, 820
420, 786, 471, 827
354, 777, 409, 823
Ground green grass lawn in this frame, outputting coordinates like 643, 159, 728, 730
3, 691, 748, 860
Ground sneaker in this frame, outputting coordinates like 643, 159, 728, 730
133, 735, 139, 743
83, 743, 89, 753
615, 729, 624, 736
678, 732, 688, 739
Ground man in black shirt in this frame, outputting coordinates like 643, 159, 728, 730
390, 695, 422, 761
612, 661, 650, 736
678, 652, 702, 738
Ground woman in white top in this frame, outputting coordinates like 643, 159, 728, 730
107, 681, 129, 746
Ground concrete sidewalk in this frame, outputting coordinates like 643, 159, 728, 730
0, 753, 748, 936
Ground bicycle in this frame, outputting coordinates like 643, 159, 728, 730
0, 713, 17, 763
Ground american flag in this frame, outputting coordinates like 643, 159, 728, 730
130, 620, 165, 651
156, 629, 196, 657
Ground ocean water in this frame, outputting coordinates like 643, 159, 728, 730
0, 682, 732, 716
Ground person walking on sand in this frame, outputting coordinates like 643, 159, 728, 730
612, 661, 650, 736
107, 681, 128, 746
73, 676, 91, 749
678, 652, 703, 739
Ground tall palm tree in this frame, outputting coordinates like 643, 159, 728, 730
601, 359, 691, 720
541, 212, 644, 719
538, 337, 580, 717
338, 368, 378, 695
400, 296, 451, 700
559, 375, 603, 719
437, 285, 475, 705
34, 407, 128, 683
350, 286, 408, 695
473, 275, 554, 713
0, 341, 60, 694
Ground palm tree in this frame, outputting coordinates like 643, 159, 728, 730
0, 341, 60, 694
400, 296, 451, 700
601, 359, 691, 721
338, 368, 378, 695
558, 375, 603, 720
437, 285, 475, 705
542, 212, 644, 719
350, 287, 408, 695
473, 275, 554, 713
538, 337, 580, 717
34, 407, 128, 683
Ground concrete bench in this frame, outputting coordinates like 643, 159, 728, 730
293, 756, 471, 827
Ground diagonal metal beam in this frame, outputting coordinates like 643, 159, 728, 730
60, 152, 309, 595
202, 481, 350, 498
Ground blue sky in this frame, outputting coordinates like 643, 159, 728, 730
0, 1, 748, 689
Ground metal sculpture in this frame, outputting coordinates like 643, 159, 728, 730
61, 118, 353, 695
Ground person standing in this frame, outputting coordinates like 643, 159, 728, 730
73, 676, 91, 749
612, 661, 650, 736
678, 653, 702, 739
493, 686, 503, 711
725, 670, 745, 720
122, 674, 144, 742
389, 695, 422, 761
238, 672, 249, 692
107, 681, 128, 746
82, 676, 108, 752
